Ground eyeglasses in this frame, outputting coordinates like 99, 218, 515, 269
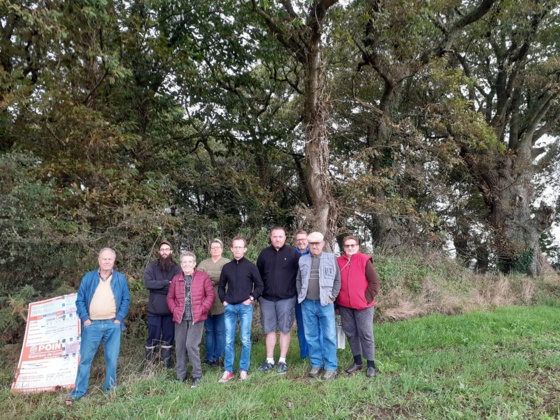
232, 246, 245, 249
210, 246, 222, 250
344, 244, 358, 248
296, 238, 307, 242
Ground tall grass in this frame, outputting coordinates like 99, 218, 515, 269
2, 305, 560, 419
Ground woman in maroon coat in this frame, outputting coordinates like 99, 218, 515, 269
167, 252, 214, 387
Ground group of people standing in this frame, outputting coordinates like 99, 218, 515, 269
66, 228, 380, 404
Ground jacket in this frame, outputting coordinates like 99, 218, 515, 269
256, 245, 300, 301
144, 260, 182, 316
296, 252, 341, 306
218, 257, 264, 305
167, 270, 215, 324
337, 252, 377, 310
75, 270, 130, 329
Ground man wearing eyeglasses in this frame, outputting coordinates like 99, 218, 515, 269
144, 241, 182, 367
217, 237, 264, 382
337, 236, 380, 378
296, 231, 341, 380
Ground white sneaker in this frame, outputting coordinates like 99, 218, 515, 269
239, 370, 248, 380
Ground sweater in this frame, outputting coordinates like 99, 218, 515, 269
218, 257, 264, 305
256, 245, 300, 301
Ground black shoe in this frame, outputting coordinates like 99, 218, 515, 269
191, 377, 201, 388
345, 363, 363, 374
277, 362, 288, 374
259, 361, 274, 372
366, 367, 376, 378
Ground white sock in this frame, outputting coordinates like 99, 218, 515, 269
279, 357, 286, 364
267, 357, 274, 365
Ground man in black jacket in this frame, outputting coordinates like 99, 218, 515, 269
256, 227, 300, 374
144, 241, 181, 367
217, 237, 264, 382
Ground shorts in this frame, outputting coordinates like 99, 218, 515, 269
259, 296, 296, 334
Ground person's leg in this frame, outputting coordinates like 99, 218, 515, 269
185, 321, 205, 379
102, 321, 122, 391
145, 315, 161, 361
223, 304, 237, 373
355, 306, 375, 363
70, 321, 103, 399
160, 314, 174, 368
204, 316, 216, 362
295, 301, 308, 359
277, 296, 296, 358
339, 306, 362, 360
238, 302, 254, 372
214, 313, 225, 362
318, 302, 338, 371
174, 320, 188, 381
301, 300, 321, 368
259, 297, 277, 364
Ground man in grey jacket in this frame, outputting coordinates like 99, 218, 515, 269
296, 231, 341, 380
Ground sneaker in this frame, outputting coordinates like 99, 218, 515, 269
239, 370, 248, 380
345, 363, 363, 374
218, 370, 234, 383
277, 362, 288, 374
191, 377, 201, 388
258, 361, 274, 372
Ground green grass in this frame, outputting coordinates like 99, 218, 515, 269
3, 305, 560, 419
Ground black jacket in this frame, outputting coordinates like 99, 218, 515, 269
218, 257, 264, 305
256, 245, 300, 301
144, 260, 182, 316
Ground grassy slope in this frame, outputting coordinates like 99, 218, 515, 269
2, 305, 560, 419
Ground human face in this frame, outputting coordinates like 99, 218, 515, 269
180, 256, 196, 275
270, 229, 286, 250
159, 244, 173, 259
309, 240, 325, 256
343, 240, 359, 257
98, 250, 116, 273
295, 233, 308, 252
231, 239, 247, 260
210, 242, 223, 259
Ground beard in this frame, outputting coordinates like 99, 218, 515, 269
158, 256, 175, 272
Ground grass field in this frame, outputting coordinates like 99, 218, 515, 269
2, 305, 560, 419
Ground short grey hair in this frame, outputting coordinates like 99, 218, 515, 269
180, 251, 197, 264
99, 247, 116, 258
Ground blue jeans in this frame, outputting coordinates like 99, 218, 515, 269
71, 319, 121, 399
204, 313, 225, 362
295, 301, 308, 358
224, 303, 253, 373
301, 299, 337, 370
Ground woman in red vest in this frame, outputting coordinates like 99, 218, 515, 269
336, 236, 380, 378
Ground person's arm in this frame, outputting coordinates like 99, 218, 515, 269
218, 269, 227, 304
201, 273, 215, 313
251, 265, 264, 300
115, 273, 130, 323
365, 260, 380, 303
75, 272, 91, 324
166, 274, 178, 313
144, 263, 170, 291
331, 260, 341, 301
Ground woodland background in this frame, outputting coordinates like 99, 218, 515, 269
1, 0, 560, 344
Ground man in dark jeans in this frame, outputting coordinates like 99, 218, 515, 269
144, 241, 181, 367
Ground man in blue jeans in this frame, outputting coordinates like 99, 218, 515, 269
296, 232, 341, 380
217, 237, 264, 382
66, 248, 130, 404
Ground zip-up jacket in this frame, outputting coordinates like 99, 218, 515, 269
144, 260, 181, 316
167, 270, 214, 324
218, 257, 264, 305
337, 252, 379, 310
296, 252, 341, 306
76, 269, 130, 328
257, 245, 300, 301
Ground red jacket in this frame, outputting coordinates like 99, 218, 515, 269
167, 270, 215, 324
336, 252, 376, 310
